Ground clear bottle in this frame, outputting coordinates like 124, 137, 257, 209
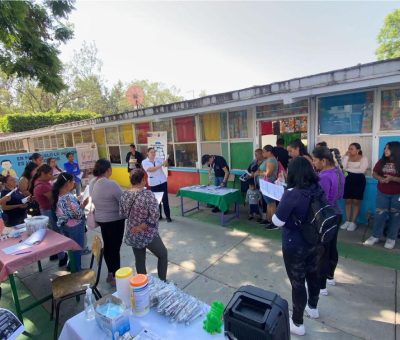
83, 285, 95, 321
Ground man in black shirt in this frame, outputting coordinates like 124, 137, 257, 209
125, 144, 144, 172
273, 138, 289, 170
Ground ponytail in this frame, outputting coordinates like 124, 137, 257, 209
29, 164, 52, 195
51, 173, 73, 210
330, 148, 344, 172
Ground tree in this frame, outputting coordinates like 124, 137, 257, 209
376, 9, 400, 60
0, 1, 75, 93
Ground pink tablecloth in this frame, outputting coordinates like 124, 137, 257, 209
0, 229, 81, 282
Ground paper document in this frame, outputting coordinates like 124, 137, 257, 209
2, 229, 47, 255
77, 173, 83, 180
0, 308, 25, 340
82, 185, 90, 202
153, 192, 164, 205
259, 179, 285, 201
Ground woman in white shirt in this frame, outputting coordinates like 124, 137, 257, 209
341, 143, 368, 231
142, 148, 172, 222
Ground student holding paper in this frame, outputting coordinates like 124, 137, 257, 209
63, 152, 82, 196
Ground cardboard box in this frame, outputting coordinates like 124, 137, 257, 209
94, 295, 130, 339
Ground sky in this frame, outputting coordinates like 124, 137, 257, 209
60, 1, 400, 99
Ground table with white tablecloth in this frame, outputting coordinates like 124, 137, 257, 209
59, 306, 225, 340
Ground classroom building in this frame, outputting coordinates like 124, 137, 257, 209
1, 58, 400, 218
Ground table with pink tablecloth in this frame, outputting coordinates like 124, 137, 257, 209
0, 229, 81, 321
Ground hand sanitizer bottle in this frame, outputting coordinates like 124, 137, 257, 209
83, 284, 95, 321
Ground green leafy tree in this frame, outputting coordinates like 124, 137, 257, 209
376, 9, 400, 60
0, 0, 75, 93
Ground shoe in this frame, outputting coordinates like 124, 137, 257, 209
49, 255, 58, 261
289, 317, 305, 336
340, 221, 350, 230
364, 236, 379, 246
159, 216, 163, 220
256, 217, 263, 223
212, 207, 221, 213
259, 219, 269, 225
58, 253, 68, 267
305, 305, 320, 319
327, 278, 336, 286
384, 238, 396, 249
347, 222, 357, 231
265, 223, 279, 230
248, 216, 254, 220
320, 288, 328, 296
166, 217, 172, 223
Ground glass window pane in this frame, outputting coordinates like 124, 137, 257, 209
120, 145, 131, 164
135, 123, 150, 144
82, 129, 93, 143
256, 99, 309, 119
167, 144, 175, 166
38, 137, 44, 150
98, 145, 108, 159
175, 143, 197, 167
229, 110, 248, 139
94, 129, 106, 145
64, 133, 73, 147
381, 89, 400, 131
201, 142, 222, 156
73, 131, 83, 145
119, 124, 134, 144
174, 116, 196, 142
105, 127, 119, 144
137, 145, 148, 156
152, 120, 172, 142
50, 135, 57, 148
200, 113, 222, 141
43, 136, 50, 149
318, 92, 373, 134
108, 146, 121, 164
57, 134, 65, 148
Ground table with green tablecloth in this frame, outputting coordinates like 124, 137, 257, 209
176, 185, 242, 225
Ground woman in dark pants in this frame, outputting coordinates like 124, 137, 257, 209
142, 147, 172, 222
90, 159, 124, 287
120, 168, 168, 281
272, 157, 321, 336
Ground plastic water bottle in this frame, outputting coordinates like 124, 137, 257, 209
84, 285, 95, 321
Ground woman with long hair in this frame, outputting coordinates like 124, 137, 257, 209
47, 157, 63, 182
287, 139, 313, 165
30, 164, 68, 266
90, 159, 124, 286
312, 146, 345, 293
119, 168, 168, 281
272, 157, 321, 336
18, 162, 38, 197
364, 141, 400, 249
341, 143, 368, 231
52, 173, 89, 271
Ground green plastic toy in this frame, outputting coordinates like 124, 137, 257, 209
203, 300, 225, 334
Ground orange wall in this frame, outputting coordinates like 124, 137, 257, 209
167, 170, 200, 194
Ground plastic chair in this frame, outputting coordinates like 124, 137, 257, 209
50, 235, 103, 339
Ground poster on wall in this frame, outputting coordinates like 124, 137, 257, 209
381, 89, 400, 131
280, 118, 295, 133
75, 143, 99, 186
0, 148, 77, 179
295, 116, 308, 132
147, 131, 168, 177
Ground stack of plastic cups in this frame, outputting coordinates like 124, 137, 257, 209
115, 267, 133, 308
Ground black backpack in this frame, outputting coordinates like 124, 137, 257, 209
293, 188, 338, 245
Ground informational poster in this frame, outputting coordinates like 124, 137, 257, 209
0, 148, 76, 178
0, 308, 24, 340
75, 143, 99, 186
147, 131, 168, 177
259, 178, 284, 201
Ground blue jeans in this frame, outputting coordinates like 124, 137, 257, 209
41, 209, 65, 260
214, 177, 225, 186
62, 221, 85, 271
372, 191, 400, 240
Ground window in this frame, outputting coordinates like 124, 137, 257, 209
200, 112, 226, 141
152, 120, 172, 142
94, 129, 106, 145
381, 89, 400, 131
318, 92, 373, 135
50, 135, 57, 148
229, 110, 250, 139
119, 124, 134, 144
98, 146, 108, 159
135, 123, 150, 144
105, 127, 119, 145
256, 99, 308, 119
174, 116, 196, 142
73, 131, 82, 145
120, 145, 131, 164
108, 146, 121, 164
175, 143, 197, 167
57, 134, 65, 148
64, 133, 73, 147
37, 137, 44, 150
82, 129, 93, 143
43, 136, 50, 149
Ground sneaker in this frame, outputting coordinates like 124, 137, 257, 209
289, 317, 305, 336
166, 217, 172, 223
305, 305, 320, 319
265, 223, 279, 230
159, 216, 163, 220
347, 222, 357, 231
340, 221, 350, 230
327, 278, 336, 286
248, 216, 254, 220
320, 288, 328, 296
384, 238, 396, 249
364, 236, 379, 246
259, 219, 268, 224
211, 207, 221, 213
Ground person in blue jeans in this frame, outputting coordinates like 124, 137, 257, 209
364, 141, 400, 250
52, 173, 89, 271
64, 152, 82, 196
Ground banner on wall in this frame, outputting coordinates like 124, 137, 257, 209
0, 148, 77, 178
75, 143, 99, 186
147, 131, 168, 177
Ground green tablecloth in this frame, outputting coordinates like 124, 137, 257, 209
177, 186, 242, 212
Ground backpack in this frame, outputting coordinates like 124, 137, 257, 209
293, 188, 338, 245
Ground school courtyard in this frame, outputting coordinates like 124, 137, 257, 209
1, 194, 399, 340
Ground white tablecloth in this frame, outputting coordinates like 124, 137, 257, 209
59, 307, 225, 340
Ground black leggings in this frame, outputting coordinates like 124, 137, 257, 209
97, 219, 125, 275
150, 182, 171, 219
283, 245, 319, 325
132, 236, 168, 281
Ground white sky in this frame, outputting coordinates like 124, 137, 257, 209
60, 1, 400, 99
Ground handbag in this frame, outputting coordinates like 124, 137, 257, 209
87, 179, 99, 230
